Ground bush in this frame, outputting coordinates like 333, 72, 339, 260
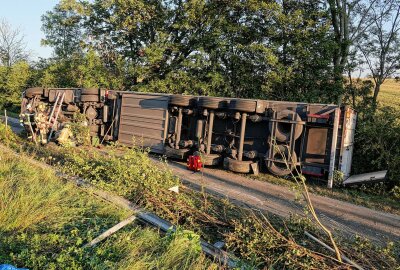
0, 147, 215, 269
352, 106, 400, 192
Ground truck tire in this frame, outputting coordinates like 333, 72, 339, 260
226, 158, 253, 173
270, 109, 303, 142
164, 146, 191, 159
229, 99, 257, 113
202, 154, 222, 166
26, 87, 44, 98
170, 95, 194, 107
81, 95, 100, 102
267, 144, 297, 176
82, 88, 99, 95
198, 97, 228, 109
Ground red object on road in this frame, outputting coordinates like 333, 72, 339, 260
187, 155, 202, 171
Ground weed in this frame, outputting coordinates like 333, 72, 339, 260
0, 123, 399, 269
0, 146, 216, 269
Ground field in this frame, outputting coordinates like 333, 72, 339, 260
379, 79, 400, 108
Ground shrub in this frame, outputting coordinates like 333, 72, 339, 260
352, 106, 400, 190
0, 147, 215, 269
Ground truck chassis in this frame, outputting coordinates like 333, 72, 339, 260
20, 87, 357, 187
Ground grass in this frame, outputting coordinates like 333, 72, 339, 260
0, 146, 217, 270
1, 118, 399, 268
379, 78, 400, 108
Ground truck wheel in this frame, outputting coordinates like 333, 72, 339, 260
26, 87, 44, 98
198, 97, 228, 109
267, 144, 297, 176
229, 99, 257, 113
270, 109, 303, 142
226, 158, 253, 173
82, 88, 99, 95
81, 95, 100, 102
170, 95, 195, 107
202, 154, 222, 166
164, 146, 191, 159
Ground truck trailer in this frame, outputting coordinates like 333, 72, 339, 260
20, 87, 358, 187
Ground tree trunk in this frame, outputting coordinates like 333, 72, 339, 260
373, 82, 381, 104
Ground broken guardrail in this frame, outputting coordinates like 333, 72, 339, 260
0, 144, 241, 269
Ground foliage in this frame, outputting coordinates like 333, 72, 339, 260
69, 112, 90, 146
37, 0, 343, 103
33, 51, 124, 89
225, 215, 326, 269
0, 121, 18, 148
352, 105, 400, 196
0, 146, 215, 270
354, 0, 400, 103
5, 136, 397, 269
0, 61, 32, 110
0, 19, 29, 67
41, 2, 84, 59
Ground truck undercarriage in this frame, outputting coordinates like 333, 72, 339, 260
20, 87, 358, 187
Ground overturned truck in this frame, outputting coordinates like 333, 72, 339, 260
20, 87, 357, 187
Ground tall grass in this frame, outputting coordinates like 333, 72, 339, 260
0, 153, 76, 232
0, 146, 216, 269
0, 122, 398, 269
113, 228, 215, 270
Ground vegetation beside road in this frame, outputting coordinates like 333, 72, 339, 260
0, 144, 217, 270
1, 123, 399, 269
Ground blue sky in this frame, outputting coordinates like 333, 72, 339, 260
0, 0, 58, 59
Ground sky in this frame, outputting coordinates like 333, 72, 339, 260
0, 0, 58, 60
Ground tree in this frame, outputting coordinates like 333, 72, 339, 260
326, 0, 387, 102
356, 0, 400, 103
0, 19, 29, 67
269, 0, 338, 103
41, 2, 84, 59
41, 0, 378, 105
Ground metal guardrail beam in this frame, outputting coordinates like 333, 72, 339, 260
0, 144, 241, 269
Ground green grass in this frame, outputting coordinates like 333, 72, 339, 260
0, 147, 216, 270
1, 122, 399, 269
